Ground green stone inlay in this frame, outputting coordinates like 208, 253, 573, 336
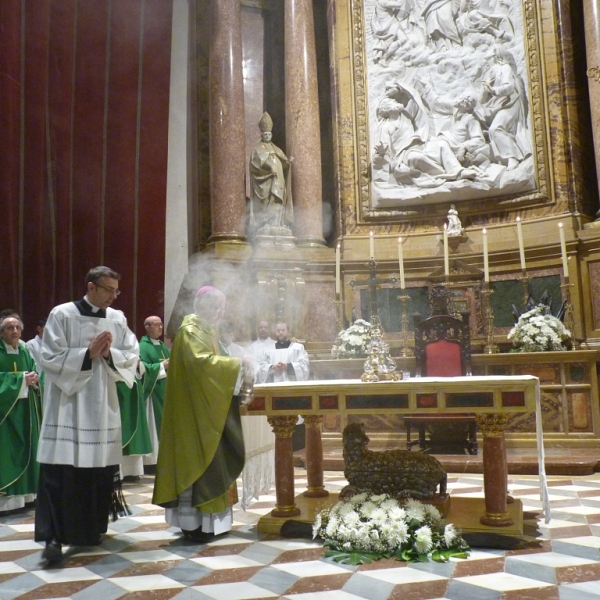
570, 365, 585, 381
346, 395, 409, 409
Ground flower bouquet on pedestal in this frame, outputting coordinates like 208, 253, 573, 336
313, 493, 470, 565
331, 319, 372, 359
508, 304, 572, 352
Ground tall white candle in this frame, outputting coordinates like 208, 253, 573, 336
335, 243, 341, 294
516, 217, 526, 271
558, 222, 569, 279
482, 228, 489, 283
369, 231, 375, 260
443, 224, 449, 277
398, 237, 405, 290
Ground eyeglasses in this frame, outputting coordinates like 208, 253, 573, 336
94, 283, 121, 296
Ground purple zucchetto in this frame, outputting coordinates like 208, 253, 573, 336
195, 286, 219, 298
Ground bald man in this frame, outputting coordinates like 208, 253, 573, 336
139, 316, 170, 467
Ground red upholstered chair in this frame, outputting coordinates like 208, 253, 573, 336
404, 310, 477, 454
413, 312, 472, 378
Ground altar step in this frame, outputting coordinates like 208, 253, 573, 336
293, 448, 600, 476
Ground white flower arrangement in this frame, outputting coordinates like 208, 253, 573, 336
507, 304, 571, 352
331, 319, 372, 359
313, 493, 470, 564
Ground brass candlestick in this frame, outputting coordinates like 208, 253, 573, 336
361, 316, 401, 382
334, 293, 344, 333
520, 271, 530, 308
398, 293, 414, 357
481, 284, 499, 354
561, 279, 579, 350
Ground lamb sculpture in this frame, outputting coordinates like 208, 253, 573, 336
341, 422, 447, 500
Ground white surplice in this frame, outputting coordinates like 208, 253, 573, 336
256, 342, 310, 383
37, 302, 139, 468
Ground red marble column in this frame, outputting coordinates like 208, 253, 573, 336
209, 0, 246, 242
477, 413, 513, 527
284, 0, 325, 246
584, 0, 600, 216
302, 415, 329, 498
268, 416, 301, 517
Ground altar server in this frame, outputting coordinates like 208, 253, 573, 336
256, 322, 309, 383
247, 320, 276, 359
34, 266, 139, 562
0, 316, 42, 513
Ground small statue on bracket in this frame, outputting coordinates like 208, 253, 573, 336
446, 204, 464, 236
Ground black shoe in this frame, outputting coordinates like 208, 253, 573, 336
42, 539, 63, 562
181, 527, 215, 543
122, 475, 141, 484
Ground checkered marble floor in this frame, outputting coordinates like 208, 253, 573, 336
2, 470, 600, 599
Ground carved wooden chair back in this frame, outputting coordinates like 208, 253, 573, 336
413, 311, 472, 378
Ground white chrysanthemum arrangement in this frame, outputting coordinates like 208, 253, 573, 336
313, 493, 469, 564
507, 304, 571, 352
331, 319, 372, 359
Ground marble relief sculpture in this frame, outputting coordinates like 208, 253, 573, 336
364, 0, 535, 207
249, 112, 295, 244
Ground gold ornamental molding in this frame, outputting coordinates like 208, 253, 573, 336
587, 67, 600, 83
346, 0, 553, 228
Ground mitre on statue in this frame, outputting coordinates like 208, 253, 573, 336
258, 111, 273, 133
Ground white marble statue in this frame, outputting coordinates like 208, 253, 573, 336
446, 204, 464, 236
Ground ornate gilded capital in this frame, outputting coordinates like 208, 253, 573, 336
303, 415, 323, 429
476, 412, 509, 436
267, 415, 298, 438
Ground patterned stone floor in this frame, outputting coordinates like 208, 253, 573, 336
2, 470, 600, 599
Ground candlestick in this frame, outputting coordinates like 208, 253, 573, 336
482, 228, 489, 283
443, 224, 449, 278
398, 237, 405, 289
369, 231, 375, 260
558, 222, 569, 279
335, 243, 341, 294
516, 217, 526, 272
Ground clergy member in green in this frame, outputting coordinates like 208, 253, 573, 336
153, 286, 250, 541
139, 316, 170, 466
0, 316, 42, 513
118, 361, 153, 479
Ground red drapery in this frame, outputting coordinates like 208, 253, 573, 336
0, 0, 172, 337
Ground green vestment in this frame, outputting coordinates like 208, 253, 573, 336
139, 335, 170, 435
0, 343, 42, 497
153, 314, 244, 514
117, 375, 153, 456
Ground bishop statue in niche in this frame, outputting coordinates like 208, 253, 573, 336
249, 112, 294, 241
365, 0, 535, 208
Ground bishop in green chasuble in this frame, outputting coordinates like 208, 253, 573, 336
0, 316, 42, 512
153, 287, 245, 538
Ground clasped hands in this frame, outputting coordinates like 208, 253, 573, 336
89, 331, 113, 359
270, 361, 288, 373
24, 371, 39, 387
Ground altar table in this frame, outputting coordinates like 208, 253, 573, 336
244, 376, 548, 529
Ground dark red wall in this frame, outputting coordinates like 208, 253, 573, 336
0, 0, 172, 338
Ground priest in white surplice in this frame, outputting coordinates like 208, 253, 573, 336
246, 320, 275, 358
35, 266, 139, 563
256, 322, 309, 383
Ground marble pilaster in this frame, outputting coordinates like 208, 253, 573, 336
584, 0, 600, 218
268, 415, 301, 517
302, 415, 329, 498
284, 0, 325, 246
209, 0, 246, 241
